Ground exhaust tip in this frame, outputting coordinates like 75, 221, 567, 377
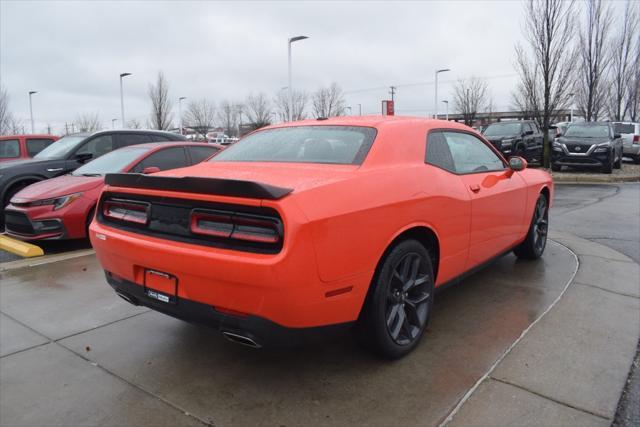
222, 331, 261, 348
116, 292, 139, 306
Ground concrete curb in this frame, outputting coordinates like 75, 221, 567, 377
552, 174, 640, 184
443, 233, 640, 427
0, 249, 95, 272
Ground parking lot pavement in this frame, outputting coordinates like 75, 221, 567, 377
1, 241, 576, 426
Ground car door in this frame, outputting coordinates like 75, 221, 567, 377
442, 131, 528, 269
187, 145, 220, 164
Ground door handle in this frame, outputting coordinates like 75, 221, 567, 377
470, 184, 481, 193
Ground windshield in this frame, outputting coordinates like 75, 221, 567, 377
210, 126, 377, 165
483, 122, 522, 137
72, 146, 149, 176
564, 125, 610, 138
34, 135, 86, 159
613, 123, 635, 134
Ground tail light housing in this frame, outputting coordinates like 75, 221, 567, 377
103, 199, 150, 225
633, 135, 639, 144
190, 209, 282, 244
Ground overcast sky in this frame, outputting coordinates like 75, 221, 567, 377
0, 0, 614, 133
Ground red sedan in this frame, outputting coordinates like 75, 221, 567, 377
5, 142, 221, 240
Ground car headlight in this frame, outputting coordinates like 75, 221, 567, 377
552, 141, 563, 151
594, 142, 610, 153
28, 193, 82, 210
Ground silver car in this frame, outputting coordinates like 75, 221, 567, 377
613, 122, 640, 164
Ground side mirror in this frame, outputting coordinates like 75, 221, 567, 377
73, 152, 93, 163
509, 156, 527, 171
142, 166, 160, 174
556, 132, 562, 137
614, 133, 621, 139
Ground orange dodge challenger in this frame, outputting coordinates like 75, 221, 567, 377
90, 117, 552, 359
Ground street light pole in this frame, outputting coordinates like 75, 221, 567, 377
28, 91, 37, 133
119, 72, 132, 128
288, 35, 309, 122
358, 103, 362, 116
112, 118, 117, 129
442, 100, 449, 121
434, 68, 450, 119
179, 97, 187, 135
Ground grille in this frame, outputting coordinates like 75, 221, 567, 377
5, 211, 35, 235
97, 192, 284, 254
565, 143, 592, 153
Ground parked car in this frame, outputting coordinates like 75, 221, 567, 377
613, 122, 640, 164
0, 134, 59, 162
482, 120, 543, 162
551, 122, 623, 173
89, 116, 552, 359
0, 129, 185, 225
4, 142, 221, 241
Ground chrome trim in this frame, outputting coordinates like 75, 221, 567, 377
561, 143, 596, 156
46, 168, 64, 172
222, 331, 261, 348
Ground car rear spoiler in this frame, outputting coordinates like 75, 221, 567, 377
104, 173, 293, 200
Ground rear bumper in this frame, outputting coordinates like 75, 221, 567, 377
105, 271, 352, 348
623, 144, 640, 156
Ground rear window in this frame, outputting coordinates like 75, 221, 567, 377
0, 139, 20, 158
614, 123, 635, 134
26, 138, 54, 156
210, 126, 377, 165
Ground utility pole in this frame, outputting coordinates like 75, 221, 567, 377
389, 86, 396, 102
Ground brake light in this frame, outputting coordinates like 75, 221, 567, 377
103, 199, 150, 225
634, 135, 639, 144
190, 209, 281, 244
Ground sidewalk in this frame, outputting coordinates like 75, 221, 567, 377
445, 232, 640, 426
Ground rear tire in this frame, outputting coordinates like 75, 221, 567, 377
354, 239, 434, 359
514, 194, 549, 260
614, 152, 622, 169
602, 154, 613, 174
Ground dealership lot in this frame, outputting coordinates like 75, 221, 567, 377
1, 183, 639, 426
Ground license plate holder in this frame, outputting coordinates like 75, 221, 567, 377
144, 269, 178, 305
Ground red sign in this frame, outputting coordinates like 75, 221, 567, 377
382, 100, 395, 116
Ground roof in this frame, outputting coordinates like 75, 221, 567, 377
118, 141, 221, 150
267, 115, 469, 130
0, 134, 58, 139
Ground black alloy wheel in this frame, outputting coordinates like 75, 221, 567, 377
514, 194, 549, 259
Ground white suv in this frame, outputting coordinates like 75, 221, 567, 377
613, 122, 640, 164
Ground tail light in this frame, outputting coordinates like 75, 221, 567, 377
633, 135, 639, 144
103, 199, 150, 225
191, 209, 281, 244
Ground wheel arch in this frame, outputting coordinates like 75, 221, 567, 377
1, 175, 47, 204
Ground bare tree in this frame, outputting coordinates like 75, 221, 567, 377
75, 113, 102, 132
513, 0, 577, 167
274, 89, 308, 122
452, 78, 489, 126
127, 118, 142, 129
243, 93, 271, 130
184, 99, 216, 140
148, 71, 173, 130
576, 0, 613, 121
606, 0, 637, 120
312, 83, 346, 118
629, 37, 640, 122
0, 85, 10, 135
216, 100, 243, 137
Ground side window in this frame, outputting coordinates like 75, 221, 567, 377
443, 132, 505, 174
132, 147, 188, 173
0, 139, 21, 159
117, 133, 153, 148
523, 123, 531, 134
189, 145, 219, 164
425, 131, 455, 172
148, 134, 173, 142
26, 138, 54, 157
76, 135, 113, 158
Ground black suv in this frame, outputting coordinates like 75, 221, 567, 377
551, 122, 623, 174
482, 120, 544, 162
0, 129, 185, 224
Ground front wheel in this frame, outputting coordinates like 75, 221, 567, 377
354, 239, 434, 359
514, 194, 549, 260
614, 151, 622, 169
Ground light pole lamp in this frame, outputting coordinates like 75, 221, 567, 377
442, 100, 449, 121
434, 68, 450, 119
179, 96, 187, 135
119, 72, 132, 128
288, 35, 309, 122
28, 91, 37, 133
568, 92, 575, 122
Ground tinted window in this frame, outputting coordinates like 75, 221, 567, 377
0, 139, 20, 158
189, 145, 219, 163
26, 138, 54, 156
73, 147, 150, 176
34, 135, 86, 159
614, 123, 635, 134
148, 134, 174, 142
76, 135, 114, 158
132, 147, 188, 173
443, 132, 505, 174
483, 122, 522, 137
117, 133, 153, 147
211, 126, 377, 165
426, 132, 455, 172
